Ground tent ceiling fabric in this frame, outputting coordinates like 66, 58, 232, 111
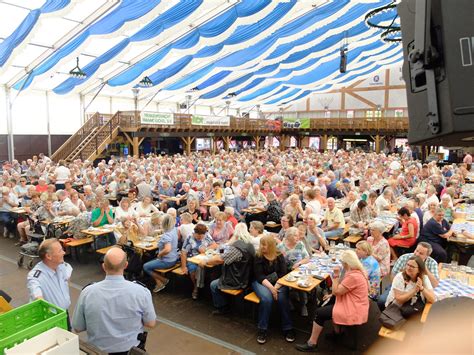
0, 0, 402, 109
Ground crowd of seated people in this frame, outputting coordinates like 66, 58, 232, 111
1, 148, 474, 348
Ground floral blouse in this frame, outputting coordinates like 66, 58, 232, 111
361, 255, 381, 299
277, 241, 309, 269
369, 237, 390, 277
209, 221, 234, 244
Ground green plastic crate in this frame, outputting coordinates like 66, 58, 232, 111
0, 299, 67, 354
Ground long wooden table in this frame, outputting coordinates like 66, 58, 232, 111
187, 253, 219, 267
277, 271, 325, 292
80, 227, 114, 249
241, 207, 266, 214
10, 207, 27, 214
450, 218, 474, 245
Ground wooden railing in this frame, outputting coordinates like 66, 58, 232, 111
265, 108, 409, 119
79, 112, 121, 161
116, 110, 406, 133
51, 112, 98, 161
51, 112, 114, 161
283, 117, 408, 132
118, 111, 281, 132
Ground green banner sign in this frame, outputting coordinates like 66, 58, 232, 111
140, 112, 174, 125
282, 118, 310, 129
191, 115, 230, 126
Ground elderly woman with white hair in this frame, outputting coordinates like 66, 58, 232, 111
423, 200, 439, 225
306, 214, 327, 253
296, 250, 369, 352
367, 221, 390, 277
439, 194, 454, 223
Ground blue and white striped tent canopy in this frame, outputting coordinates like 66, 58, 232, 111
0, 0, 402, 110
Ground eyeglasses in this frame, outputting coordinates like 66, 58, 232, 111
406, 263, 419, 269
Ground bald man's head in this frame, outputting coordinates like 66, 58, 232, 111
103, 247, 127, 274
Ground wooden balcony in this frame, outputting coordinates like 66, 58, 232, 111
281, 117, 408, 134
116, 110, 407, 137
117, 111, 280, 135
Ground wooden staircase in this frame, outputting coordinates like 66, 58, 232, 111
52, 112, 119, 162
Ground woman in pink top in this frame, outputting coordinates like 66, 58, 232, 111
296, 250, 369, 352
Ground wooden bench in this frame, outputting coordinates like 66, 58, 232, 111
420, 302, 432, 323
154, 264, 180, 274
221, 289, 243, 296
96, 246, 114, 255
244, 292, 260, 304
171, 267, 186, 276
344, 235, 362, 245
378, 326, 406, 341
379, 302, 433, 342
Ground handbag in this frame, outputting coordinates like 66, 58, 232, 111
266, 272, 279, 284
379, 303, 406, 330
400, 293, 425, 318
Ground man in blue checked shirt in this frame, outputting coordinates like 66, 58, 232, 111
378, 242, 440, 310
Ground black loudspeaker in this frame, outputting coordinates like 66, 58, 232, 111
339, 49, 347, 73
398, 0, 474, 146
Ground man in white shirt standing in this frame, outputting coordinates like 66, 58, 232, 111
54, 160, 71, 191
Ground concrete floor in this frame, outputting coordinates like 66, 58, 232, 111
0, 236, 387, 355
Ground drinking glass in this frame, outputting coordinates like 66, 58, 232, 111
344, 241, 350, 249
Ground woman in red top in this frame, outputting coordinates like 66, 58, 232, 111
388, 207, 418, 259
296, 250, 369, 352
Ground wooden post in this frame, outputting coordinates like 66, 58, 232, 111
279, 135, 286, 151
180, 137, 195, 155
295, 136, 302, 149
211, 138, 216, 154
370, 134, 382, 153
223, 136, 231, 151
132, 137, 140, 157
254, 135, 261, 150
320, 134, 328, 151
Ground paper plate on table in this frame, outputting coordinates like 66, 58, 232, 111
143, 237, 155, 242
297, 280, 311, 288
285, 275, 297, 282
136, 242, 152, 248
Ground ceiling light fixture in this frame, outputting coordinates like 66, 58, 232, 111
69, 57, 87, 79
365, 1, 402, 43
138, 76, 153, 87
